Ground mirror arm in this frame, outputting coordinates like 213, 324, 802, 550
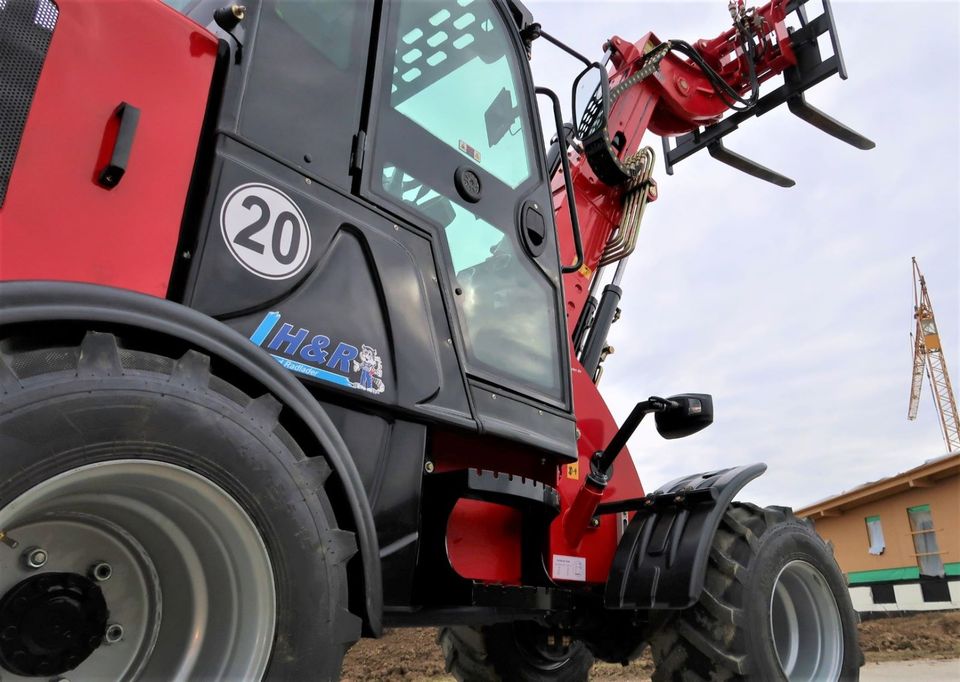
563, 395, 672, 547
537, 28, 593, 67
537, 86, 584, 274
591, 397, 673, 480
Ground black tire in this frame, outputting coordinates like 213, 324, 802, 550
649, 503, 862, 682
0, 332, 360, 680
439, 622, 595, 682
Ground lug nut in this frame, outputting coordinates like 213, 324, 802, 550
90, 562, 113, 582
23, 547, 47, 569
104, 623, 124, 644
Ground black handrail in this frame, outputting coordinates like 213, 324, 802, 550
536, 86, 583, 274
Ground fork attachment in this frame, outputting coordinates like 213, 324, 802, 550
662, 0, 874, 186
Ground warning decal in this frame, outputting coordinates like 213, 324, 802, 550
551, 554, 586, 582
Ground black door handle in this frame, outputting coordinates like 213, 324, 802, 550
98, 102, 140, 189
519, 201, 547, 258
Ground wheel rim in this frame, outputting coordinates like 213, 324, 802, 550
769, 560, 843, 681
0, 460, 276, 681
513, 623, 577, 672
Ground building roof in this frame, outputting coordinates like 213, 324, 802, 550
795, 451, 960, 519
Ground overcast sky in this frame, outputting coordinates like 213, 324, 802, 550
527, 0, 960, 508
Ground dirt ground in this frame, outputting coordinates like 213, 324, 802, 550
341, 611, 960, 681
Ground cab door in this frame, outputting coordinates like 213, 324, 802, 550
362, 0, 572, 432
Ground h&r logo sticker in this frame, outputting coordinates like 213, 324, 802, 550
249, 312, 385, 395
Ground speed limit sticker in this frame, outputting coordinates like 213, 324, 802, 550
220, 183, 312, 280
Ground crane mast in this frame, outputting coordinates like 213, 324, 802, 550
908, 257, 960, 452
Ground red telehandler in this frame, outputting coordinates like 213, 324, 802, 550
0, 0, 873, 679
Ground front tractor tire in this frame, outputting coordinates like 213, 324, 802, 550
0, 332, 359, 680
650, 503, 861, 682
439, 622, 595, 682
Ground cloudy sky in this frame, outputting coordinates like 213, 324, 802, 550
527, 0, 960, 508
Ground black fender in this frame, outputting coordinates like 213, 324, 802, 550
0, 281, 382, 635
603, 463, 766, 610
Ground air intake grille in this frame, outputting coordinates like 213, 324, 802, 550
0, 0, 59, 206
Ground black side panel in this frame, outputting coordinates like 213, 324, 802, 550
471, 383, 577, 460
604, 464, 767, 610
0, 0, 58, 206
320, 402, 426, 607
183, 136, 472, 424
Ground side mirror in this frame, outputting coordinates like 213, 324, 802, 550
484, 87, 519, 147
572, 62, 610, 141
655, 394, 714, 440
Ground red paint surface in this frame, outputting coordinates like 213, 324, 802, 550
447, 500, 522, 582
0, 0, 217, 297
557, 0, 797, 338
441, 360, 646, 585
543, 0, 799, 585
546, 357, 644, 584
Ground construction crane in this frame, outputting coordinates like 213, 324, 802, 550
909, 257, 960, 451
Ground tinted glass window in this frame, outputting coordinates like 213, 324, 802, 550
240, 0, 373, 190
387, 0, 532, 189
382, 164, 559, 391
371, 0, 564, 401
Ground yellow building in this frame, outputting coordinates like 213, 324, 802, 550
796, 452, 959, 614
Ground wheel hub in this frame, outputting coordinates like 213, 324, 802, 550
770, 560, 843, 681
0, 572, 107, 677
0, 459, 276, 680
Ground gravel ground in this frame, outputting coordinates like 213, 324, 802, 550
341, 611, 960, 681
860, 659, 960, 681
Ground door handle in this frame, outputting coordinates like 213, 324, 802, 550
97, 102, 140, 189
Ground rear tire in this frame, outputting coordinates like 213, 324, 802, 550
0, 332, 360, 680
440, 622, 595, 682
649, 503, 862, 682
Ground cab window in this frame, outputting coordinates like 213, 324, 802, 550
240, 0, 374, 190
372, 0, 563, 399
388, 1, 533, 188
381, 164, 559, 392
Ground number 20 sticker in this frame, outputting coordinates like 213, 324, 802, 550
220, 183, 312, 280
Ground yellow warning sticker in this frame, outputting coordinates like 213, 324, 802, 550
578, 263, 592, 279
566, 462, 580, 480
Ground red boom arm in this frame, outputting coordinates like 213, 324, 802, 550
554, 0, 872, 341
552, 0, 872, 552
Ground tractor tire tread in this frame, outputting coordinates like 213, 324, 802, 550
0, 331, 358, 679
439, 624, 595, 682
439, 627, 499, 682
649, 502, 860, 681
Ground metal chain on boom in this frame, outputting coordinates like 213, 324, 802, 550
598, 147, 657, 266
581, 45, 670, 186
